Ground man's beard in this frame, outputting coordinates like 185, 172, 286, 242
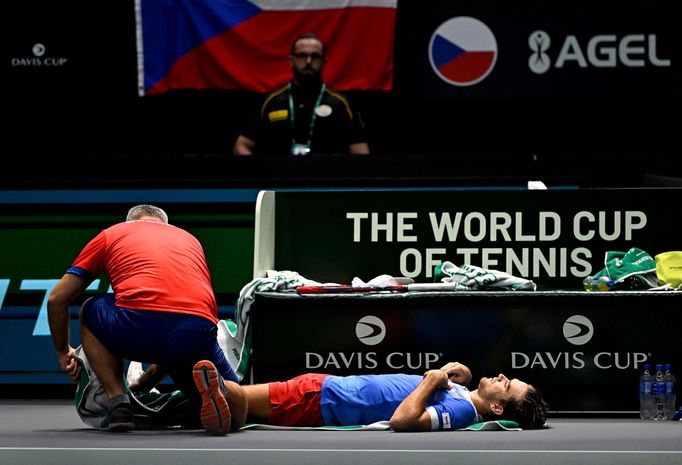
293, 68, 323, 88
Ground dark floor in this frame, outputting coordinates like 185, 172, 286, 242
1, 400, 681, 465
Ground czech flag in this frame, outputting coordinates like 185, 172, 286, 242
135, 0, 397, 96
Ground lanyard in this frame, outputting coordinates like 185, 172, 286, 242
288, 83, 326, 148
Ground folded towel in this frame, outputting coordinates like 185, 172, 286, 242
240, 421, 392, 431
459, 420, 521, 431
593, 247, 658, 290
434, 262, 536, 291
239, 420, 521, 432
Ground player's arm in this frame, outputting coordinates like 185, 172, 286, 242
439, 361, 472, 386
128, 363, 167, 392
390, 369, 450, 432
47, 273, 88, 382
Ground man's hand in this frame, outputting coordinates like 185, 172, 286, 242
391, 369, 450, 431
57, 347, 81, 384
128, 363, 166, 393
423, 369, 451, 389
439, 362, 472, 386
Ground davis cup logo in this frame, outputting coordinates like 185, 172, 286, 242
32, 43, 46, 57
356, 315, 386, 346
563, 315, 594, 346
428, 17, 498, 86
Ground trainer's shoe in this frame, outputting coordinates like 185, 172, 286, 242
192, 360, 231, 435
100, 395, 134, 432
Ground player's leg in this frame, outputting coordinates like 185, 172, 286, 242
79, 295, 133, 432
259, 373, 329, 426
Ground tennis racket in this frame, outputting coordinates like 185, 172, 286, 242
296, 282, 461, 294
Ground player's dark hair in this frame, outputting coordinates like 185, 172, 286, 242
502, 386, 549, 429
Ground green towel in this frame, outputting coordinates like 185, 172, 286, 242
226, 271, 323, 381
459, 420, 521, 431
240, 421, 391, 431
239, 420, 521, 432
593, 247, 658, 290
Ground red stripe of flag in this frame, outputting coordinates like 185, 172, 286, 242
149, 7, 396, 94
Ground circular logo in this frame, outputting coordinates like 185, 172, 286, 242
428, 16, 497, 86
355, 315, 386, 346
314, 104, 332, 117
32, 43, 46, 57
563, 315, 594, 346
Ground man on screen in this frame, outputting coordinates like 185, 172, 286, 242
232, 32, 369, 156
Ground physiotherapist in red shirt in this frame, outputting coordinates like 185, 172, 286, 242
48, 204, 243, 435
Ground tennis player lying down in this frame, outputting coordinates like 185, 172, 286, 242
131, 360, 548, 434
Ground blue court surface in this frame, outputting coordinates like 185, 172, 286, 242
1, 400, 681, 465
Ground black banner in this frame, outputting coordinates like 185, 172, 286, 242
272, 188, 681, 290
396, 1, 679, 99
251, 291, 682, 413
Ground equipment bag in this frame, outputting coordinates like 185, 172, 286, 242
655, 251, 682, 288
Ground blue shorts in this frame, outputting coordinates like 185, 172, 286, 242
81, 294, 237, 403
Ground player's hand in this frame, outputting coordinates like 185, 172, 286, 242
439, 362, 472, 386
57, 347, 81, 384
423, 369, 451, 389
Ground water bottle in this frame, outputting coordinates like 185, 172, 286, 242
672, 406, 682, 421
583, 275, 614, 291
663, 363, 677, 420
639, 363, 654, 420
653, 363, 667, 421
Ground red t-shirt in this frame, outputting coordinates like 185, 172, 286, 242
69, 220, 218, 324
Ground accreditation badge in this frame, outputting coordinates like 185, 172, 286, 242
291, 143, 311, 156
314, 104, 332, 117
